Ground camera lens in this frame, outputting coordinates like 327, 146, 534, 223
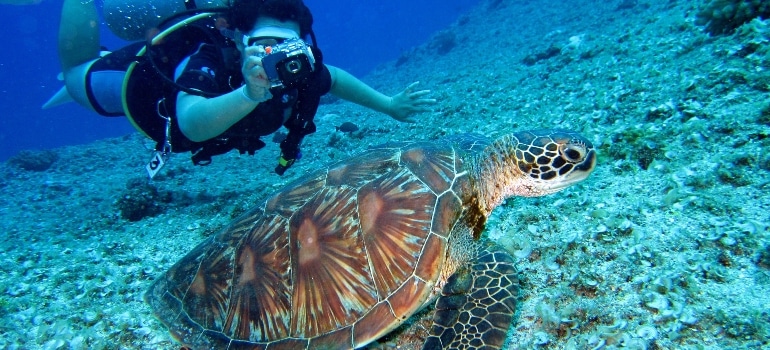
285, 59, 302, 74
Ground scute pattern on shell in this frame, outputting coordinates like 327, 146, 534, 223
146, 139, 471, 349
288, 185, 377, 336
358, 167, 436, 299
226, 215, 292, 340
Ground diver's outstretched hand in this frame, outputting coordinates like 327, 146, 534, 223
387, 82, 436, 123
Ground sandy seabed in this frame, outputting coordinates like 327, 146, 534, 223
1, 0, 769, 349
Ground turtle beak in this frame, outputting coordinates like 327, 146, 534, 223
547, 148, 597, 193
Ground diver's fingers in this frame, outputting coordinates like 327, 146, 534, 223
413, 98, 437, 106
405, 81, 420, 92
408, 89, 431, 98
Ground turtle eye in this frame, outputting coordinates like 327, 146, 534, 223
560, 143, 586, 163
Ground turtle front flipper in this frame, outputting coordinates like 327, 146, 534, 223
422, 245, 519, 350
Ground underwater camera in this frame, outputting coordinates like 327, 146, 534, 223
256, 38, 316, 89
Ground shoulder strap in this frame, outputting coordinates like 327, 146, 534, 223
123, 13, 234, 153
278, 45, 326, 162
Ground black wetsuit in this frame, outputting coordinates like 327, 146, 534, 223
91, 35, 331, 166
171, 43, 331, 164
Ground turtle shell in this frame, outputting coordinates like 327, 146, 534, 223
145, 139, 478, 349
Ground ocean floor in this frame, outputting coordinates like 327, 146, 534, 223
2, 0, 769, 349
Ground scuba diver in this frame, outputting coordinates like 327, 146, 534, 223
45, 0, 436, 176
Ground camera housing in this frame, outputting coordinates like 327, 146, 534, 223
257, 38, 316, 89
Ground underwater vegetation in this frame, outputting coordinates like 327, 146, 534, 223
696, 0, 770, 35
113, 178, 171, 222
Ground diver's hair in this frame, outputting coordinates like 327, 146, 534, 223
229, 0, 314, 36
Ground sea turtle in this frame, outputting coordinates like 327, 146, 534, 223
145, 129, 596, 349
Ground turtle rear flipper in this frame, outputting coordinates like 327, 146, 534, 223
422, 246, 519, 350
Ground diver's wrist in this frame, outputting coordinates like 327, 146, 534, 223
241, 85, 270, 104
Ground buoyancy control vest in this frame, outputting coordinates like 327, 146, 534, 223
122, 12, 326, 173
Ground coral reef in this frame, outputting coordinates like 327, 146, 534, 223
522, 45, 561, 66
113, 178, 171, 222
696, 0, 770, 35
7, 149, 59, 171
428, 29, 457, 55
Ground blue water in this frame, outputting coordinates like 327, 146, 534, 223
0, 0, 478, 162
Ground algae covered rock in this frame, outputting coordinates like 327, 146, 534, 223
695, 0, 770, 35
114, 178, 171, 221
7, 149, 59, 171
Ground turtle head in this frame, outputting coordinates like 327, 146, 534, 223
508, 129, 596, 196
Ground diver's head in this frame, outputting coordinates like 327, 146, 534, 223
229, 0, 313, 38
240, 16, 301, 49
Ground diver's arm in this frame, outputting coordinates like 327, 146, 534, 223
176, 90, 261, 142
176, 45, 272, 142
326, 64, 435, 123
326, 64, 393, 115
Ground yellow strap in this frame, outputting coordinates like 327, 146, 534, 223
122, 12, 219, 138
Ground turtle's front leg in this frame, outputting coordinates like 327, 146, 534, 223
422, 244, 519, 350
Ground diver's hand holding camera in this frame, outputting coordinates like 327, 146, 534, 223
241, 47, 272, 103
250, 38, 316, 89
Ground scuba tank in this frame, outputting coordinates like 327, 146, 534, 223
103, 0, 229, 41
